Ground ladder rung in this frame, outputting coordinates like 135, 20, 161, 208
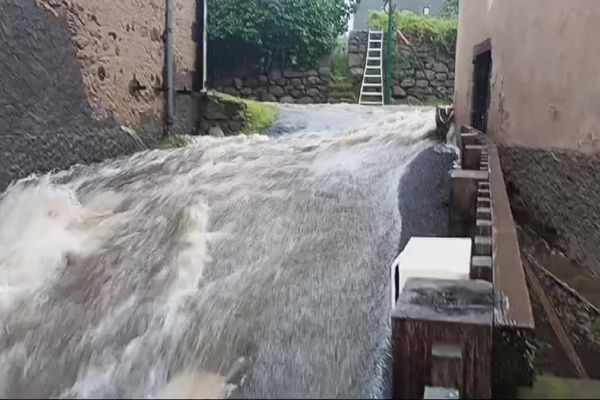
364, 75, 382, 78
361, 92, 383, 96
370, 39, 383, 43
367, 57, 382, 60
369, 48, 382, 51
360, 101, 384, 105
362, 83, 381, 87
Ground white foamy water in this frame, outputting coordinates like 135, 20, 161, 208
0, 104, 440, 398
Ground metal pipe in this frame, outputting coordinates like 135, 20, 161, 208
384, 1, 395, 105
202, 0, 208, 93
166, 0, 174, 130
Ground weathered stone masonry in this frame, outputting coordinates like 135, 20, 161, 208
0, 0, 157, 192
211, 64, 335, 104
348, 30, 455, 104
0, 0, 198, 192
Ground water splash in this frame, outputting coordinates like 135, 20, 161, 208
0, 105, 442, 398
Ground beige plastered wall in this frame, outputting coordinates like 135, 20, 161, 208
454, 0, 600, 154
38, 0, 196, 127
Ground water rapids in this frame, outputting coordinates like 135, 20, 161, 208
0, 104, 443, 398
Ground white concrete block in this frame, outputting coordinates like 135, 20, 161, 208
391, 237, 472, 307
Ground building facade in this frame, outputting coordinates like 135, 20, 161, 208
353, 0, 444, 30
453, 0, 600, 274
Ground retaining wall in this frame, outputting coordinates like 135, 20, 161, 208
348, 30, 455, 104
211, 64, 337, 104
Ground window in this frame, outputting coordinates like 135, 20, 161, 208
423, 6, 431, 15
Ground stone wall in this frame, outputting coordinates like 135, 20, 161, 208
499, 145, 600, 275
211, 64, 335, 104
348, 30, 455, 104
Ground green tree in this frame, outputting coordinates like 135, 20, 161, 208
208, 0, 360, 70
441, 0, 459, 19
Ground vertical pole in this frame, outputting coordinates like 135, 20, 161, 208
385, 2, 395, 105
166, 0, 174, 132
202, 0, 208, 93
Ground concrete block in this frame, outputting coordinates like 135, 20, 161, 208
474, 236, 493, 256
463, 145, 486, 170
477, 219, 492, 236
477, 207, 492, 220
471, 256, 493, 282
477, 197, 491, 208
390, 237, 472, 306
424, 386, 460, 399
450, 169, 489, 237
431, 344, 463, 390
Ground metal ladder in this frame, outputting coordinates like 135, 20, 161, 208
359, 30, 384, 106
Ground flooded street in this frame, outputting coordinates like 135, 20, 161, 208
0, 105, 443, 398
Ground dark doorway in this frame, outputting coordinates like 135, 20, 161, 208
471, 48, 492, 132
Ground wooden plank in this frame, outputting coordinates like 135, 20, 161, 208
524, 259, 588, 378
488, 143, 535, 330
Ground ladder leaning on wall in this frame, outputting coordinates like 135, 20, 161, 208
358, 29, 385, 106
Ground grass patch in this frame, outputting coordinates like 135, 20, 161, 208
153, 135, 187, 149
215, 93, 279, 134
368, 11, 457, 54
244, 99, 278, 134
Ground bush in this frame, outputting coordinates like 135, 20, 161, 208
441, 0, 460, 19
368, 11, 457, 54
331, 36, 350, 79
208, 0, 359, 71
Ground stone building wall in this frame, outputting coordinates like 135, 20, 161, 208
348, 30, 455, 104
0, 0, 198, 192
37, 0, 197, 126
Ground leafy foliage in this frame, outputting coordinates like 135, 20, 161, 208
368, 11, 457, 54
441, 0, 460, 19
208, 0, 359, 70
330, 36, 350, 79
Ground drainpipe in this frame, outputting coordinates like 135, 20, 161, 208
165, 0, 174, 133
202, 0, 208, 93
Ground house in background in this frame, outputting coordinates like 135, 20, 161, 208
352, 0, 444, 30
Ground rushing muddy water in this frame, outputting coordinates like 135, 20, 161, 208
0, 105, 440, 398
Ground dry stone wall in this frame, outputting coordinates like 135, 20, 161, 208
211, 64, 337, 104
348, 30, 455, 104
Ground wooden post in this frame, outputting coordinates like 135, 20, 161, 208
450, 170, 489, 237
392, 278, 494, 399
